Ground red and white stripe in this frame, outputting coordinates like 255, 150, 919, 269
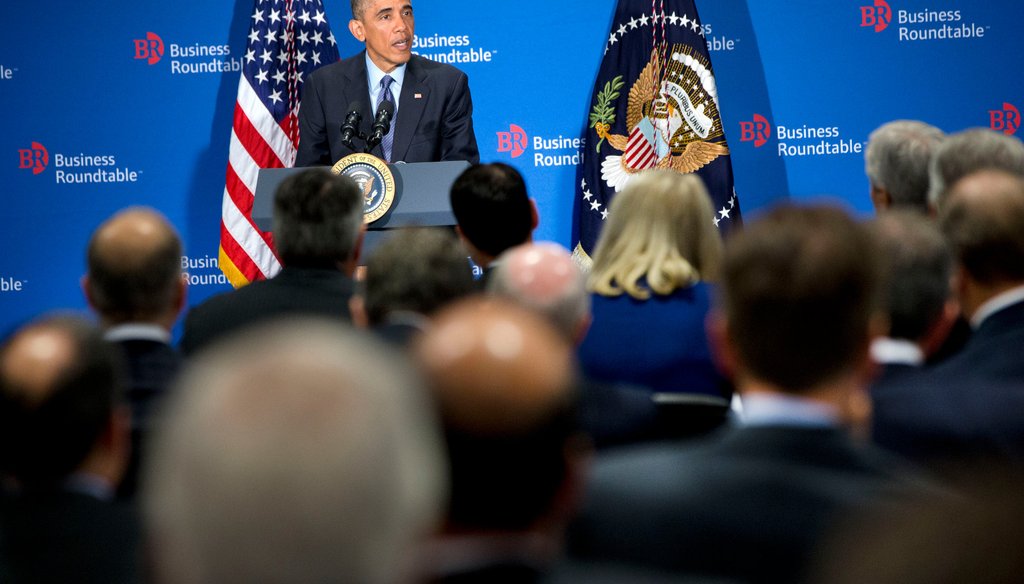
624, 125, 658, 171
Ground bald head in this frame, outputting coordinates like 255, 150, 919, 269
0, 316, 123, 486
86, 207, 183, 326
488, 243, 589, 343
414, 298, 579, 530
940, 169, 1024, 289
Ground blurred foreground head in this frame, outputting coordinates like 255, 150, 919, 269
145, 320, 446, 584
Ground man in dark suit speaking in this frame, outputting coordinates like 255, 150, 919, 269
295, 0, 479, 166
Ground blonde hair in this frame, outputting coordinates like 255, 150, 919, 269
588, 170, 722, 300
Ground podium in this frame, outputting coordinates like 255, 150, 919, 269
251, 161, 471, 253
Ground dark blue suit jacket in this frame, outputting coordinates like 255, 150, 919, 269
872, 300, 1024, 471
296, 52, 479, 166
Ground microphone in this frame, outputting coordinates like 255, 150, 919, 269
365, 100, 395, 155
340, 101, 364, 150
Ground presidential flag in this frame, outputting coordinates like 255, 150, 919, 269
572, 0, 740, 267
219, 0, 340, 287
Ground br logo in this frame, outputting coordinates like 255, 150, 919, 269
860, 0, 892, 33
497, 124, 528, 158
739, 114, 771, 148
134, 32, 165, 65
989, 103, 1021, 136
17, 142, 48, 175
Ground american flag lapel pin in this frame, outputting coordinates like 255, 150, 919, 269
414, 93, 423, 99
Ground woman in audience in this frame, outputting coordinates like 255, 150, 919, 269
577, 170, 730, 398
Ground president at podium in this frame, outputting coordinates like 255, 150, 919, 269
295, 0, 480, 166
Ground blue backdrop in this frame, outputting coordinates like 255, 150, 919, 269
3, 0, 1023, 338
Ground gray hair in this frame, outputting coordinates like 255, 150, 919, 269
145, 319, 446, 584
871, 211, 952, 341
272, 169, 364, 268
928, 128, 1024, 210
865, 120, 945, 211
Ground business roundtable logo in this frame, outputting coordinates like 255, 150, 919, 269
738, 114, 864, 158
860, 1, 989, 41
17, 142, 143, 184
412, 32, 497, 64
496, 124, 583, 168
990, 102, 1021, 136
133, 31, 240, 74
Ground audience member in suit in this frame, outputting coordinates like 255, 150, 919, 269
0, 316, 140, 584
568, 205, 928, 584
866, 212, 956, 401
864, 120, 945, 213
180, 168, 364, 355
449, 163, 537, 285
872, 170, 1024, 472
350, 227, 477, 346
487, 242, 661, 450
146, 319, 446, 584
82, 206, 185, 499
577, 170, 731, 399
413, 298, 588, 584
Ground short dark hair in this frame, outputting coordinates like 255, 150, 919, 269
86, 209, 182, 322
871, 211, 952, 341
449, 163, 533, 257
940, 170, 1024, 285
362, 228, 476, 325
720, 205, 884, 392
0, 316, 124, 486
273, 169, 364, 268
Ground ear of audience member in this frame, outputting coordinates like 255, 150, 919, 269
927, 127, 1024, 212
865, 120, 945, 213
577, 170, 730, 400
413, 298, 588, 583
180, 168, 364, 356
83, 206, 186, 499
448, 163, 537, 275
488, 242, 664, 450
351, 227, 477, 346
568, 205, 931, 584
146, 318, 446, 584
0, 315, 139, 584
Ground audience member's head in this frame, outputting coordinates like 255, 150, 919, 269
715, 205, 884, 394
353, 227, 477, 328
414, 298, 582, 534
145, 320, 446, 584
272, 168, 365, 273
449, 163, 536, 267
589, 170, 721, 300
870, 211, 954, 350
938, 169, 1024, 320
928, 128, 1024, 211
84, 207, 184, 329
0, 315, 127, 490
865, 120, 945, 212
488, 242, 590, 344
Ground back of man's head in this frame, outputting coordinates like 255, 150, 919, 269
939, 170, 1024, 289
414, 298, 580, 532
85, 207, 183, 326
719, 205, 884, 392
0, 315, 124, 488
145, 319, 446, 584
865, 120, 945, 212
361, 227, 476, 326
871, 211, 952, 342
487, 242, 590, 344
928, 128, 1024, 210
449, 163, 534, 260
273, 168, 364, 269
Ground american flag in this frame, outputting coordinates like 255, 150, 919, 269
219, 0, 339, 287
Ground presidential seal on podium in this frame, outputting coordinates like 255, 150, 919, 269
331, 153, 397, 224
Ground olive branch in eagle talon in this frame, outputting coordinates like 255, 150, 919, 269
589, 76, 625, 153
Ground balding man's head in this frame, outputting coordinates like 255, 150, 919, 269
85, 207, 183, 326
488, 242, 590, 343
0, 316, 124, 487
414, 298, 580, 531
